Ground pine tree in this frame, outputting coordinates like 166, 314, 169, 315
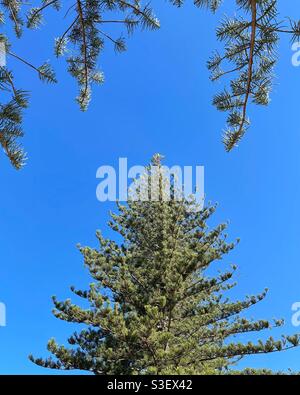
30, 155, 300, 374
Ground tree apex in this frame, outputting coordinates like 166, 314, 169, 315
151, 153, 165, 166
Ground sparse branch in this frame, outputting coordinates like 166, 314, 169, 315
28, 0, 58, 21
8, 51, 42, 74
8, 51, 56, 82
228, 0, 257, 151
56, 15, 79, 52
76, 0, 89, 104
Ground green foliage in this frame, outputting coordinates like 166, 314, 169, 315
0, 0, 160, 168
205, 0, 300, 150
30, 156, 300, 374
194, 0, 222, 13
3, 0, 300, 167
0, 55, 29, 169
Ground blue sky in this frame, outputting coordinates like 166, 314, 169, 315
1, 0, 300, 374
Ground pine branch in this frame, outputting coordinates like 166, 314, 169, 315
76, 0, 89, 110
224, 0, 257, 151
8, 51, 57, 83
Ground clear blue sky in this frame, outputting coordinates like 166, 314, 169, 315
1, 0, 300, 374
